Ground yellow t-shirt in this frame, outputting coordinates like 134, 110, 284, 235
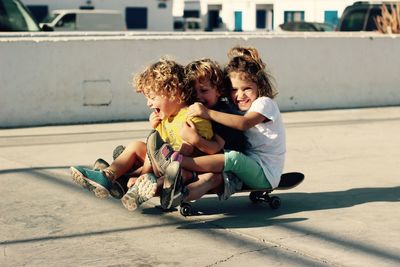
156, 107, 213, 151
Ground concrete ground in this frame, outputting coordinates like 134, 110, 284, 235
0, 107, 399, 267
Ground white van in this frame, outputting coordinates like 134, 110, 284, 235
40, 9, 125, 31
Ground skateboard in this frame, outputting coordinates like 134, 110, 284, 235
179, 172, 305, 216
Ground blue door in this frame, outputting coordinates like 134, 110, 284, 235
234, 11, 242, 31
324, 10, 338, 26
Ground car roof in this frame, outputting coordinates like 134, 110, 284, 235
52, 9, 121, 15
351, 1, 398, 6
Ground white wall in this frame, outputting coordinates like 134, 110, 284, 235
1, 32, 400, 128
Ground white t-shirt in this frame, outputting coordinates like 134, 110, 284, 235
244, 96, 286, 188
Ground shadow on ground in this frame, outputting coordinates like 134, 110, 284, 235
170, 186, 400, 229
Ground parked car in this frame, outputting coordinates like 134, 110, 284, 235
279, 21, 335, 32
337, 1, 395, 31
40, 9, 125, 31
0, 0, 47, 31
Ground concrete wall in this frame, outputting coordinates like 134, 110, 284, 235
1, 32, 400, 128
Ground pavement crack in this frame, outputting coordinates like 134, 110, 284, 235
202, 221, 340, 267
205, 248, 270, 267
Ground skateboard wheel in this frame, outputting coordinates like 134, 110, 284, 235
180, 203, 193, 216
249, 191, 264, 203
269, 196, 281, 209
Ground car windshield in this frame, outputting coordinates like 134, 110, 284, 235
41, 12, 59, 23
340, 9, 367, 31
0, 0, 40, 31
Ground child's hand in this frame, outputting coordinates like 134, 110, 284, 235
188, 102, 210, 119
149, 111, 161, 128
180, 119, 200, 145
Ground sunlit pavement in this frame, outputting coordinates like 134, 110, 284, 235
1, 107, 399, 266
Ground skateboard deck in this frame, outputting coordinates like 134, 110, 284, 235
179, 172, 304, 216
243, 171, 304, 192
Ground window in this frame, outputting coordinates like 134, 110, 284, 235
79, 6, 94, 10
56, 13, 76, 29
174, 20, 183, 30
340, 9, 366, 31
207, 10, 219, 30
366, 8, 381, 31
256, 10, 266, 29
284, 11, 304, 23
183, 10, 199, 18
26, 5, 48, 22
324, 10, 338, 26
125, 7, 147, 29
0, 0, 40, 31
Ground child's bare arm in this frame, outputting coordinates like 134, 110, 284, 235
188, 102, 266, 131
180, 120, 224, 155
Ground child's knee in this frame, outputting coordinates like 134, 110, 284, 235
127, 140, 146, 151
181, 169, 196, 184
224, 150, 242, 172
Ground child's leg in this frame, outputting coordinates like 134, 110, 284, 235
70, 140, 147, 198
105, 140, 147, 181
185, 172, 223, 201
224, 150, 271, 189
180, 154, 225, 173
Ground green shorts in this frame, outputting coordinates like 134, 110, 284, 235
224, 150, 271, 189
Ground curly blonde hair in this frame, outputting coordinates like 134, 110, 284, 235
134, 58, 194, 103
225, 46, 277, 99
184, 58, 225, 96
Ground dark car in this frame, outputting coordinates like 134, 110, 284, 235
337, 1, 394, 31
279, 21, 335, 32
0, 0, 50, 31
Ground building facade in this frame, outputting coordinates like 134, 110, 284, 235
22, 0, 360, 31
173, 0, 359, 31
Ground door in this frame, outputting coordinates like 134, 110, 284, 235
234, 11, 242, 31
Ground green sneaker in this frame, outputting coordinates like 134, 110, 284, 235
70, 166, 113, 198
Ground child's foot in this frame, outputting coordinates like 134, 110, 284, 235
146, 130, 182, 177
93, 158, 110, 171
113, 145, 126, 160
121, 173, 157, 211
109, 175, 130, 199
160, 161, 184, 210
70, 166, 113, 198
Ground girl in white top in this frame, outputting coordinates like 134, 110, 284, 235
183, 46, 286, 189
